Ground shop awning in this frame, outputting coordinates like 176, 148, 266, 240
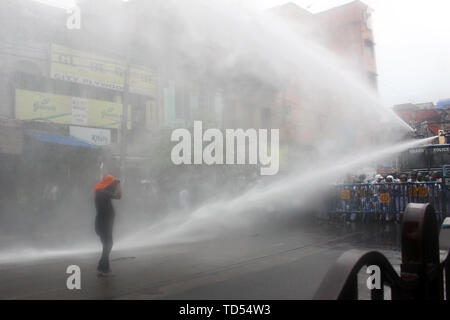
27, 131, 98, 149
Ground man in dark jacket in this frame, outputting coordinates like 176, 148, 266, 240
94, 174, 121, 275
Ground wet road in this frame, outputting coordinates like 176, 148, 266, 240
0, 219, 402, 300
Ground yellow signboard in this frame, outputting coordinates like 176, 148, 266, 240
15, 89, 130, 129
418, 186, 429, 198
129, 65, 157, 96
341, 189, 351, 200
408, 186, 428, 198
50, 43, 156, 96
15, 90, 72, 125
380, 193, 390, 204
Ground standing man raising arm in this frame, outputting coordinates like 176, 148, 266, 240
94, 174, 122, 276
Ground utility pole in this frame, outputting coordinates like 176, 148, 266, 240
120, 62, 130, 180
120, 0, 137, 181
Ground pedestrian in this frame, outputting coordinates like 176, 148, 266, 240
417, 173, 424, 183
371, 174, 384, 219
179, 187, 190, 214
94, 174, 121, 276
372, 174, 384, 184
408, 171, 418, 183
431, 171, 442, 183
395, 174, 408, 222
383, 175, 394, 222
42, 180, 60, 216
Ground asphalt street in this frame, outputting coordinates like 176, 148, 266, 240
0, 219, 402, 300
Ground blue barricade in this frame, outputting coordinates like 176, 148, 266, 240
328, 182, 447, 222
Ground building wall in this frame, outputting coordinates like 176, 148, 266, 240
316, 1, 377, 89
268, 1, 377, 91
267, 1, 379, 149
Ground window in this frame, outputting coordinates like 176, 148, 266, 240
363, 8, 374, 30
364, 39, 375, 58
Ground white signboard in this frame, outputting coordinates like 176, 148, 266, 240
72, 97, 88, 126
51, 44, 157, 96
70, 126, 111, 146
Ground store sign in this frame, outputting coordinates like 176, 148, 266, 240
72, 97, 88, 126
433, 147, 450, 153
15, 89, 131, 129
409, 148, 425, 154
70, 126, 111, 146
50, 43, 157, 96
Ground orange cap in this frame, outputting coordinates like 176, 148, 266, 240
94, 174, 117, 192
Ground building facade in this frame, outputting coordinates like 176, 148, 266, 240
394, 102, 450, 143
268, 1, 377, 90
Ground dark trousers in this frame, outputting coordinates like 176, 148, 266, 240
96, 215, 114, 272
98, 233, 113, 272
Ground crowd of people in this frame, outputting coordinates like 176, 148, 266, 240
331, 170, 447, 223
343, 170, 443, 185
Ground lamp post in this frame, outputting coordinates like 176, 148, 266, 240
119, 0, 136, 181
120, 62, 130, 180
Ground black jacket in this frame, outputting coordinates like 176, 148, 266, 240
94, 188, 116, 236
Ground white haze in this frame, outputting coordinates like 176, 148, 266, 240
244, 0, 450, 106
0, 0, 422, 263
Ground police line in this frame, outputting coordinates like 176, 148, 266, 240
328, 182, 448, 222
